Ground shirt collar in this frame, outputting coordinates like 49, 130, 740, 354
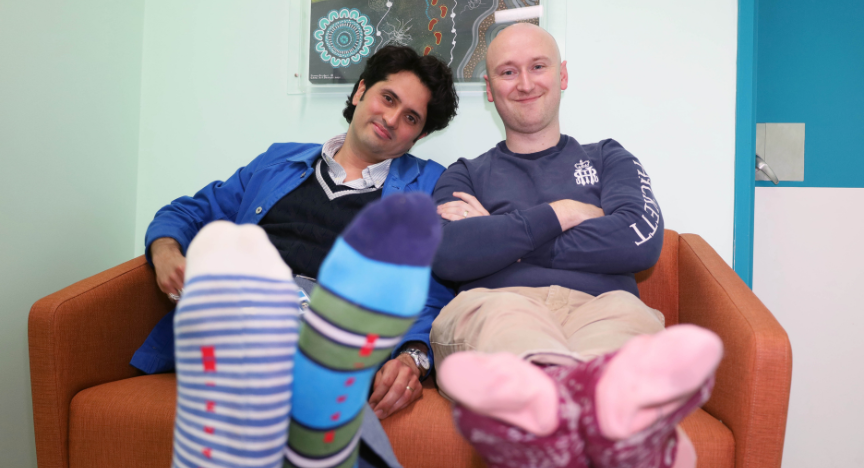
321, 133, 392, 189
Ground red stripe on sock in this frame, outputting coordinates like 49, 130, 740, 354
359, 334, 379, 357
201, 346, 217, 372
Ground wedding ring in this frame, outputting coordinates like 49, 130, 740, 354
406, 385, 413, 392
462, 210, 468, 218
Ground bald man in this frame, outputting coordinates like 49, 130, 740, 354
428, 24, 711, 468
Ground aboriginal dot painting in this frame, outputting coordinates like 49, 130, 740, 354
308, 0, 541, 84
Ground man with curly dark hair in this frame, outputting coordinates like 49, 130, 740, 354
134, 45, 458, 433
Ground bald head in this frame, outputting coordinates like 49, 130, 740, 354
482, 22, 568, 152
486, 23, 561, 73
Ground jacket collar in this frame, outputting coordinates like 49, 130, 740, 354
385, 151, 420, 191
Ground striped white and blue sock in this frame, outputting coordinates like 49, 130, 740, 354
171, 221, 300, 468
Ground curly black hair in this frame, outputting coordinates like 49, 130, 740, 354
343, 45, 459, 136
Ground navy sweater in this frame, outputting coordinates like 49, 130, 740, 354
432, 135, 663, 297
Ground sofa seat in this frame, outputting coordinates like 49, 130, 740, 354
69, 374, 175, 468
68, 373, 732, 468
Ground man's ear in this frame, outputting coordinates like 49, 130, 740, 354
352, 80, 367, 105
413, 132, 428, 143
559, 61, 569, 91
484, 75, 494, 103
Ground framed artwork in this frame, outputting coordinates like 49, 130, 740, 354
288, 0, 565, 93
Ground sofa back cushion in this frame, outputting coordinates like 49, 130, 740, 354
635, 230, 679, 326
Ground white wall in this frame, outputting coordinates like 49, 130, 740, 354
753, 187, 864, 467
0, 1, 145, 466
134, 0, 739, 264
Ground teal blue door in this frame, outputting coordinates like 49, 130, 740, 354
734, 0, 864, 286
734, 2, 864, 465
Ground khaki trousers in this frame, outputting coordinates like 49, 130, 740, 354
430, 286, 666, 374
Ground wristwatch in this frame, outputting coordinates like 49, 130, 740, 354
399, 347, 430, 375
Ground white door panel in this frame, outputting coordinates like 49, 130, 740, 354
753, 187, 864, 467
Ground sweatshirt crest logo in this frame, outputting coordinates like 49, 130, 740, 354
574, 160, 599, 186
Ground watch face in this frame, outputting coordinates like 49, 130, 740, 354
416, 351, 429, 370
405, 349, 429, 371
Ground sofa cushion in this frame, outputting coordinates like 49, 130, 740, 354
636, 230, 680, 326
69, 374, 175, 468
380, 379, 485, 468
69, 373, 733, 468
680, 407, 735, 468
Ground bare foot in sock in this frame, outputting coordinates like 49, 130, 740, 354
439, 325, 723, 468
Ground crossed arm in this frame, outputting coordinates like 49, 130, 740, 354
432, 148, 664, 283
439, 192, 604, 233
436, 193, 607, 280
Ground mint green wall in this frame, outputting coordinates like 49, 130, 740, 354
0, 1, 145, 466
133, 1, 507, 250
133, 1, 739, 264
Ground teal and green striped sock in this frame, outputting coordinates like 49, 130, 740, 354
284, 193, 441, 468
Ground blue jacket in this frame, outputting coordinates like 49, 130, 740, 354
134, 142, 453, 378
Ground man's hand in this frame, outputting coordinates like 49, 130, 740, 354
549, 199, 605, 231
437, 191, 490, 221
368, 354, 423, 419
150, 237, 186, 300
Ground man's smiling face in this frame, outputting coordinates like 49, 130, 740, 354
347, 70, 432, 162
484, 24, 568, 137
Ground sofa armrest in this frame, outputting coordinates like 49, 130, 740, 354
28, 256, 172, 468
677, 234, 792, 468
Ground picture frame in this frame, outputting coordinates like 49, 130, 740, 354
287, 0, 566, 95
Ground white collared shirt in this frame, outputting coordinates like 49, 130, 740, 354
321, 133, 392, 190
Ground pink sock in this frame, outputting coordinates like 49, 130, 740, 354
438, 352, 560, 436
439, 325, 721, 468
596, 324, 723, 440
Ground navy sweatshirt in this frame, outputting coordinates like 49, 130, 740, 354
432, 135, 663, 297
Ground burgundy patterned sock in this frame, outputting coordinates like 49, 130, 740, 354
447, 328, 719, 468
553, 353, 714, 468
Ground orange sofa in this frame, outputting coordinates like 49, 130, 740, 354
29, 230, 792, 468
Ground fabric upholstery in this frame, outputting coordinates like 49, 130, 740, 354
380, 379, 485, 468
29, 257, 172, 468
29, 230, 791, 468
680, 408, 735, 468
636, 231, 680, 326
69, 374, 175, 468
678, 234, 792, 468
